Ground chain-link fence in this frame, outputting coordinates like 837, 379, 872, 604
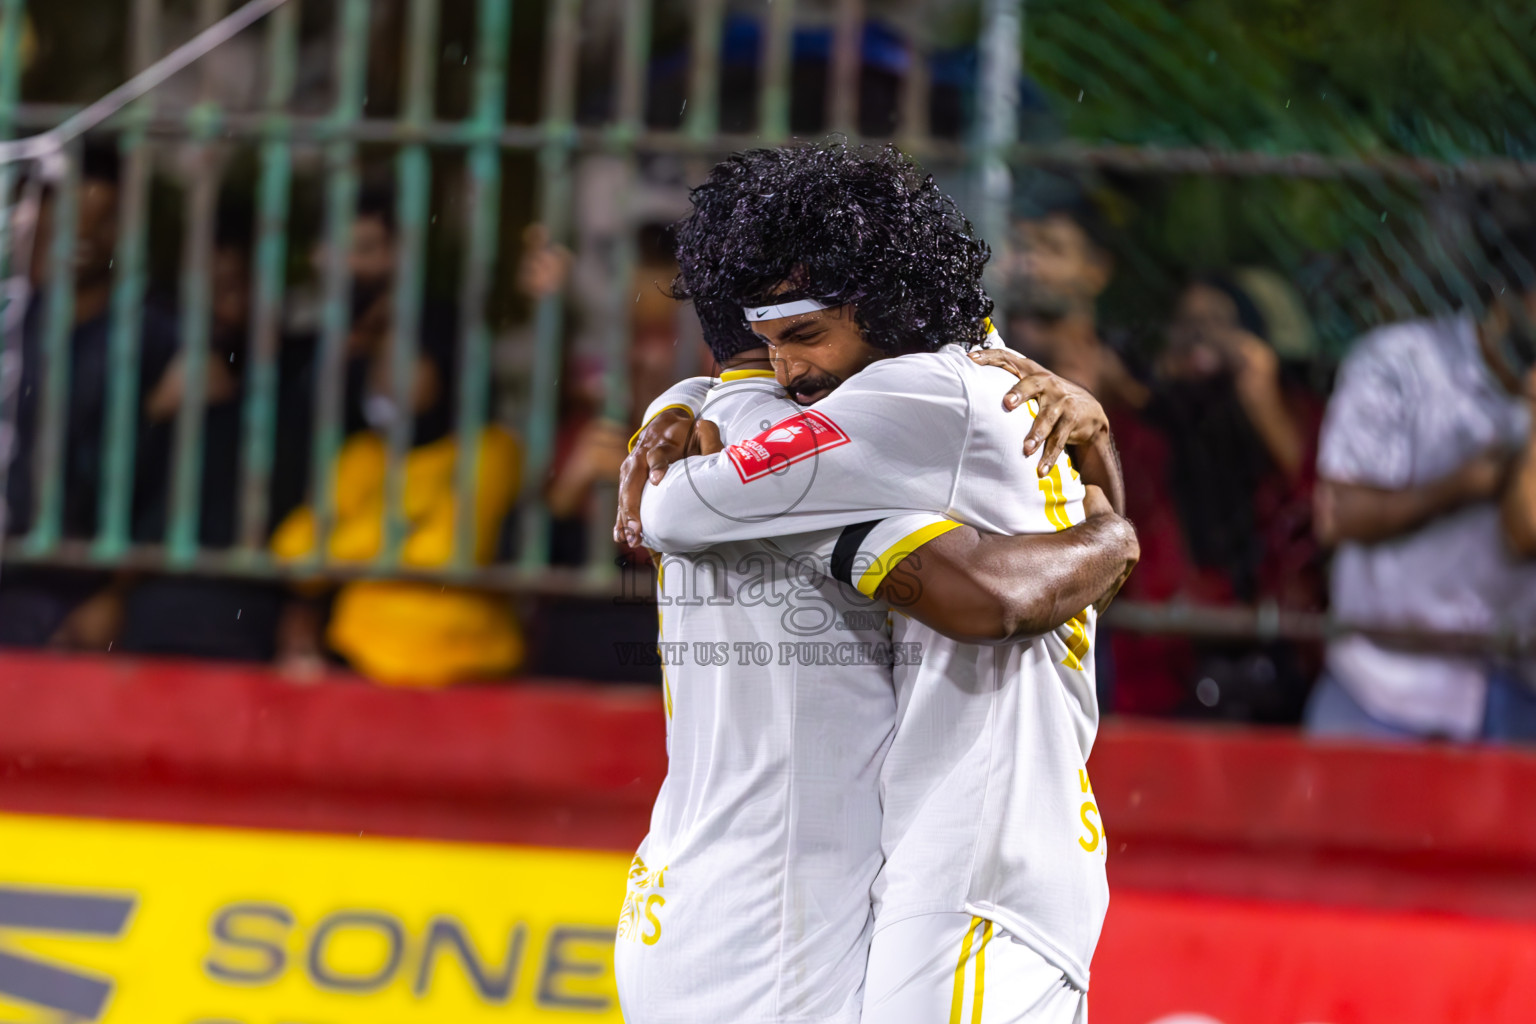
0, 0, 1532, 693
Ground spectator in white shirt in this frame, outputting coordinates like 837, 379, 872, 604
1309, 225, 1536, 742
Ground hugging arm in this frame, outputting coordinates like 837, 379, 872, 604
624, 358, 1115, 550
967, 348, 1124, 514
616, 381, 715, 547
638, 360, 970, 552
842, 489, 1137, 646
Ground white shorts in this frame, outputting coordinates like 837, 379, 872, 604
861, 913, 1086, 1024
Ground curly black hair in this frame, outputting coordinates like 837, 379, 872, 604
693, 293, 763, 365
673, 143, 994, 360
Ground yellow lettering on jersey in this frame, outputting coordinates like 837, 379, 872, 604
1078, 769, 1093, 794
1078, 803, 1103, 853
619, 857, 669, 945
641, 894, 665, 946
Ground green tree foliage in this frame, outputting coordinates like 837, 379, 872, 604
1019, 0, 1536, 352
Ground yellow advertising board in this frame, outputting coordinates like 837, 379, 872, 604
0, 812, 631, 1023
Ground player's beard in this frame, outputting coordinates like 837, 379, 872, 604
785, 369, 843, 405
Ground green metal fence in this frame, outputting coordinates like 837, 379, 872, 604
1, 0, 548, 587
0, 0, 1533, 632
0, 0, 1022, 593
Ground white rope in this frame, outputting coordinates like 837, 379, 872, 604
0, 0, 292, 164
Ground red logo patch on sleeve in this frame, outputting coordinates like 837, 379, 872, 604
725, 410, 851, 483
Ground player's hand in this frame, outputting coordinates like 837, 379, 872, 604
968, 348, 1110, 475
690, 419, 724, 456
614, 407, 694, 547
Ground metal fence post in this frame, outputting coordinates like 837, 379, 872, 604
0, 0, 27, 548
95, 0, 162, 559
383, 0, 440, 569
0, 0, 23, 271
975, 0, 1022, 291
23, 142, 81, 556
585, 0, 655, 582
451, 0, 512, 571
236, 0, 297, 559
759, 0, 795, 143
517, 0, 581, 572
685, 0, 724, 144
829, 0, 864, 137
306, 0, 370, 569
166, 0, 229, 565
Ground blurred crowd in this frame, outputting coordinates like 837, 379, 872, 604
3, 139, 1535, 748
0, 145, 686, 688
2, 0, 1534, 741
4, 138, 1536, 747
998, 187, 1536, 743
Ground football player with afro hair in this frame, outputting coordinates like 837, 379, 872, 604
671, 143, 995, 360
617, 142, 1134, 1024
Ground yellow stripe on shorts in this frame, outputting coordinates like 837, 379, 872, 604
950, 917, 978, 1024
950, 916, 993, 1024
973, 919, 991, 1023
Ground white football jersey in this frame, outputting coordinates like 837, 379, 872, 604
641, 342, 1108, 990
617, 370, 946, 1024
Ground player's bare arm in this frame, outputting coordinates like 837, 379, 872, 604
617, 406, 696, 547
615, 358, 1099, 549
873, 485, 1138, 645
623, 356, 1105, 528
623, 354, 1118, 549
680, 414, 1136, 640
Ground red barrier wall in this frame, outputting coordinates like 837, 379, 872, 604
1092, 720, 1536, 922
5, 652, 1536, 1023
0, 652, 667, 847
5, 651, 1535, 917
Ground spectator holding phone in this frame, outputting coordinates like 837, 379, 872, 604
1308, 226, 1536, 742
1103, 270, 1328, 720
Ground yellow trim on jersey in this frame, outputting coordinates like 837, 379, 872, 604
628, 403, 695, 453
1062, 611, 1090, 671
1039, 464, 1073, 532
718, 368, 778, 382
1038, 465, 1091, 671
856, 519, 963, 598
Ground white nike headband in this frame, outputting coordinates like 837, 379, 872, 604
742, 298, 832, 322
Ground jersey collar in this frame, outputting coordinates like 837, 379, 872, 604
719, 368, 778, 383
